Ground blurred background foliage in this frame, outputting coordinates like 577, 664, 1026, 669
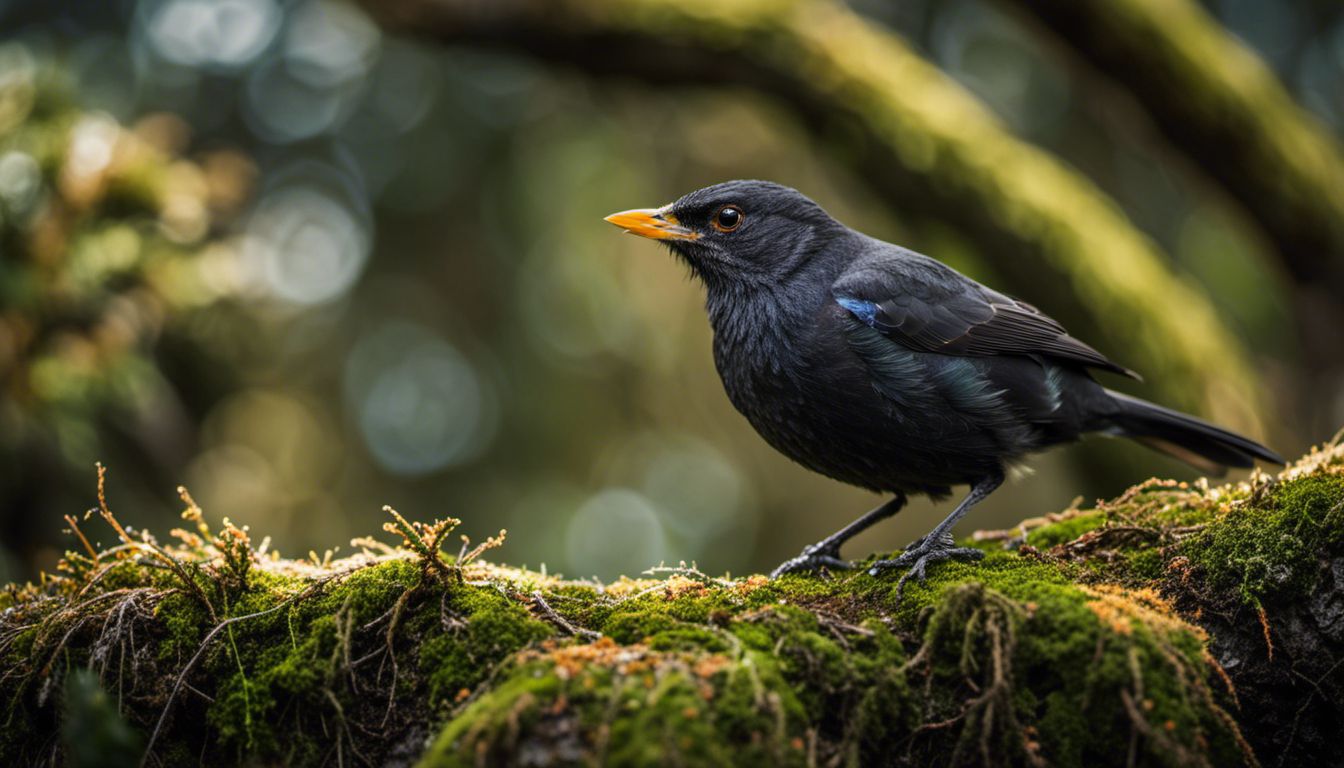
0, 0, 1340, 583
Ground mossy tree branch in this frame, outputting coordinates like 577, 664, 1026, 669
997, 0, 1344, 307
5, 443, 1344, 766
357, 0, 1269, 433
996, 0, 1344, 431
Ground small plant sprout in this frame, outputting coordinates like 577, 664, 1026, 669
381, 507, 507, 583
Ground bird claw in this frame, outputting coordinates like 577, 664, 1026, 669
867, 534, 984, 600
769, 542, 855, 578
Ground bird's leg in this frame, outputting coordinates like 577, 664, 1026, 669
770, 494, 907, 578
869, 473, 1004, 596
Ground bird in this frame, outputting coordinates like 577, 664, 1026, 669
604, 180, 1283, 590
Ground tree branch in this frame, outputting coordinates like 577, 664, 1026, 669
1002, 0, 1344, 292
997, 0, 1344, 403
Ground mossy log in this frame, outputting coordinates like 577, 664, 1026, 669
4, 444, 1344, 766
356, 0, 1267, 434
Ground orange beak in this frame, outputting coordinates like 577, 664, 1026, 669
603, 207, 700, 241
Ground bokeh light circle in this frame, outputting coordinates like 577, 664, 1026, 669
564, 489, 668, 578
0, 151, 40, 214
242, 185, 371, 305
345, 322, 498, 476
642, 440, 747, 542
143, 0, 281, 71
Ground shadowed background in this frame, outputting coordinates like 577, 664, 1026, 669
1, 0, 1341, 582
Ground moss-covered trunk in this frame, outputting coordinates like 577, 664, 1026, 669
4, 443, 1344, 766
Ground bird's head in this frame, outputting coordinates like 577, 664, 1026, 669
605, 180, 842, 288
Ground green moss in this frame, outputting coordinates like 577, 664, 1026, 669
308, 557, 421, 622
1120, 546, 1168, 582
907, 579, 1241, 765
422, 637, 807, 766
417, 547, 1245, 766
181, 557, 556, 761
422, 668, 565, 767
154, 591, 211, 664
419, 586, 552, 708
1026, 510, 1106, 548
8, 446, 1344, 765
1191, 473, 1344, 605
1006, 470, 1344, 596
883, 550, 1074, 624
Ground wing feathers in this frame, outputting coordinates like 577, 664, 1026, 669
834, 252, 1137, 378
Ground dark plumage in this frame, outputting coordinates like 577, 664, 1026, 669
605, 180, 1282, 587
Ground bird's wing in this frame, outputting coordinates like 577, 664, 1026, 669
832, 249, 1139, 379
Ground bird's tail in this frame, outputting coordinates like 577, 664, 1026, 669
1104, 390, 1283, 475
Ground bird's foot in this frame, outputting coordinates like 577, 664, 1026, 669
868, 532, 984, 600
769, 542, 855, 578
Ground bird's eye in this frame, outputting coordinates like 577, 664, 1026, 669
713, 205, 743, 232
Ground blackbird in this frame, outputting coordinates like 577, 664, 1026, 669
604, 180, 1282, 588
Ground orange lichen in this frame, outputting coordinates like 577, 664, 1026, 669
1080, 584, 1206, 641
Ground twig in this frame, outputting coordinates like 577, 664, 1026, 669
380, 587, 418, 728
64, 514, 98, 560
531, 591, 601, 641
1256, 604, 1274, 661
642, 563, 734, 588
95, 464, 217, 622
